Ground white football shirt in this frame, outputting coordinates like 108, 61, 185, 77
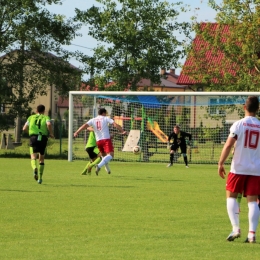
230, 116, 260, 176
86, 116, 114, 141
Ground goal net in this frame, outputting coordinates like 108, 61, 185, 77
68, 91, 258, 164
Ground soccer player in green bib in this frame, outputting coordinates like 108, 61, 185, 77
22, 104, 54, 184
81, 128, 111, 175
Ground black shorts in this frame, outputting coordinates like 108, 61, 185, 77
85, 147, 99, 160
29, 135, 48, 155
170, 144, 187, 154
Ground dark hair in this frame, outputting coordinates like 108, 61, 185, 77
173, 125, 180, 129
98, 108, 107, 115
37, 104, 45, 113
245, 96, 259, 113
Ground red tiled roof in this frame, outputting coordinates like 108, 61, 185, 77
177, 23, 238, 85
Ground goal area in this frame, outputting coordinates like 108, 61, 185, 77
68, 91, 259, 164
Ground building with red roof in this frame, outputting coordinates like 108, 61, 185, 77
57, 70, 190, 118
177, 23, 239, 90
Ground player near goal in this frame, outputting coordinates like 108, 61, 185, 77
74, 108, 127, 175
80, 128, 110, 175
167, 125, 192, 168
218, 96, 260, 243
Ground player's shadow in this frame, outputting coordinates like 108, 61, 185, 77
49, 184, 135, 188
114, 176, 184, 182
0, 189, 45, 192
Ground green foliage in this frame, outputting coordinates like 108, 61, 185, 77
53, 112, 68, 139
63, 109, 69, 120
188, 0, 260, 91
203, 125, 221, 143
53, 118, 60, 139
75, 0, 192, 90
0, 0, 81, 130
176, 107, 190, 128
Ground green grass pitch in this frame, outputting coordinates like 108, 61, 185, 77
0, 158, 259, 260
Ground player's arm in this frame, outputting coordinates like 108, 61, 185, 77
74, 123, 90, 137
218, 135, 236, 179
186, 132, 192, 146
22, 121, 29, 132
112, 122, 127, 135
167, 133, 172, 149
46, 121, 54, 138
86, 127, 94, 132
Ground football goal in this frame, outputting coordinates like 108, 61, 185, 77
68, 91, 259, 164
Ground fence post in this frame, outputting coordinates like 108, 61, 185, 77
6, 134, 15, 149
0, 133, 6, 149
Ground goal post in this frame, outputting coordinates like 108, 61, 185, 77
68, 91, 260, 163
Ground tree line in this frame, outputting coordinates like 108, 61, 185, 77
0, 0, 258, 132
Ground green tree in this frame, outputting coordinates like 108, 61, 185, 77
185, 0, 260, 91
0, 0, 81, 132
75, 0, 191, 90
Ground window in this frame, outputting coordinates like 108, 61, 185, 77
209, 98, 226, 115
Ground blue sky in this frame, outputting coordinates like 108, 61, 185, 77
47, 0, 220, 77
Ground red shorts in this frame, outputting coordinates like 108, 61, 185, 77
96, 139, 114, 154
226, 172, 260, 196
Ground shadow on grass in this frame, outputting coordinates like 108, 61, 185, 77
48, 183, 136, 188
114, 176, 184, 182
0, 189, 46, 192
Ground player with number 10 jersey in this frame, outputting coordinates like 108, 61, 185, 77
230, 116, 260, 176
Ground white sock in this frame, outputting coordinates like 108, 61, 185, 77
227, 197, 240, 232
248, 201, 259, 236
98, 155, 113, 168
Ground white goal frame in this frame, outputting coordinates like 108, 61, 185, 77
68, 91, 260, 162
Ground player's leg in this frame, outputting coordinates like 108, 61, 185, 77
237, 193, 242, 211
38, 154, 45, 184
37, 137, 48, 184
167, 151, 174, 167
81, 147, 94, 175
29, 136, 39, 181
87, 157, 101, 174
245, 195, 258, 243
225, 173, 245, 241
93, 145, 111, 174
81, 161, 91, 175
226, 191, 241, 241
84, 147, 101, 174
30, 149, 38, 181
97, 152, 113, 168
244, 176, 260, 243
183, 155, 189, 168
92, 153, 111, 174
167, 144, 176, 167
95, 139, 113, 175
81, 147, 92, 175
104, 163, 111, 174
181, 146, 189, 167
